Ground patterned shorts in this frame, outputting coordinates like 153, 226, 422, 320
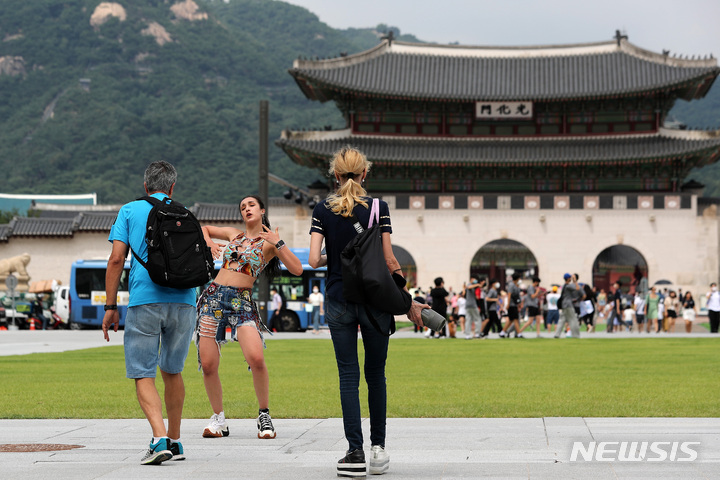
196, 282, 262, 343
194, 282, 268, 372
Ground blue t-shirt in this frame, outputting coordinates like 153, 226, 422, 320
108, 193, 196, 307
309, 197, 392, 302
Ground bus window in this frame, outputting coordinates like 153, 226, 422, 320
69, 260, 130, 328
75, 268, 130, 299
75, 268, 106, 299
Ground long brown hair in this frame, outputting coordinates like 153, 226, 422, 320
326, 146, 373, 217
239, 195, 280, 281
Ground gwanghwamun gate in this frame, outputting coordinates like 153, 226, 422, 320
2, 33, 720, 303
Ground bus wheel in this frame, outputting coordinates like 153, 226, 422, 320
69, 321, 82, 331
278, 310, 300, 332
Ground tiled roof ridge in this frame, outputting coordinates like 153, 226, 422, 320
293, 38, 717, 69
11, 216, 75, 237
292, 40, 388, 71
280, 127, 720, 144
619, 40, 717, 69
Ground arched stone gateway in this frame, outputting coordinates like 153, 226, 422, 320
592, 245, 648, 295
470, 239, 538, 289
392, 245, 417, 289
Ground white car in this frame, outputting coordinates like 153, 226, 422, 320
54, 285, 70, 323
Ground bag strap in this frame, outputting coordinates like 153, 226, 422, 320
368, 198, 379, 228
136, 195, 165, 206
129, 195, 167, 269
348, 197, 377, 232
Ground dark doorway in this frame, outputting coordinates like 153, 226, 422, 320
392, 245, 417, 289
471, 239, 538, 290
592, 245, 648, 294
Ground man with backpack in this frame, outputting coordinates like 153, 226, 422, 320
102, 161, 199, 465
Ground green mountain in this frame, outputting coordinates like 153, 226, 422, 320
0, 0, 420, 204
0, 0, 718, 205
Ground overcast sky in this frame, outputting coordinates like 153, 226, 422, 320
282, 0, 720, 59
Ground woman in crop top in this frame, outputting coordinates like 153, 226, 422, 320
196, 195, 302, 440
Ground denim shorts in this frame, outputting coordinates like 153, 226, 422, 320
196, 282, 265, 341
195, 282, 267, 370
123, 303, 196, 379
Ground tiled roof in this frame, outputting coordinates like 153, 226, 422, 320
277, 128, 720, 166
290, 39, 719, 102
0, 224, 10, 242
75, 212, 118, 231
35, 211, 118, 230
191, 203, 243, 222
0, 203, 249, 241
10, 217, 75, 237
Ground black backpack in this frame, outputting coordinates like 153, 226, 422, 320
131, 195, 214, 289
341, 198, 412, 336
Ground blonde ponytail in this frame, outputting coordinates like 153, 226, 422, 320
326, 146, 373, 217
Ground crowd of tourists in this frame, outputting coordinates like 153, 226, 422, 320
410, 274, 718, 339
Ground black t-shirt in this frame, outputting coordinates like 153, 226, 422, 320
430, 287, 448, 316
310, 197, 392, 302
613, 290, 623, 311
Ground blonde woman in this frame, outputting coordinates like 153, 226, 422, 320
308, 146, 427, 477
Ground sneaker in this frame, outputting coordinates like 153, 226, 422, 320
498, 331, 507, 338
141, 437, 173, 465
516, 334, 524, 339
257, 411, 277, 439
369, 445, 389, 475
169, 440, 185, 461
203, 413, 229, 438
337, 448, 366, 477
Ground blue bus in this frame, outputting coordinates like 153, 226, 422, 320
68, 259, 131, 329
267, 248, 327, 332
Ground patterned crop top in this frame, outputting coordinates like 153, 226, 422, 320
222, 232, 267, 277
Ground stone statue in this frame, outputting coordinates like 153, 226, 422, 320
0, 253, 31, 292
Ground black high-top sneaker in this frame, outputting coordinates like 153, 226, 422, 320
337, 448, 366, 477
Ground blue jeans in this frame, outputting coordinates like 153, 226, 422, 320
312, 305, 321, 331
325, 297, 390, 451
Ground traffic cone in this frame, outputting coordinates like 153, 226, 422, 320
29, 318, 36, 330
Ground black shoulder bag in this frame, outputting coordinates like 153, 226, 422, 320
340, 198, 412, 336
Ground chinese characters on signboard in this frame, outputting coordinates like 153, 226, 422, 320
475, 101, 533, 120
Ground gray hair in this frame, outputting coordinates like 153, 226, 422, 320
144, 161, 177, 194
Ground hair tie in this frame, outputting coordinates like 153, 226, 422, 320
345, 172, 356, 180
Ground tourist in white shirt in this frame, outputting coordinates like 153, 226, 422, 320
308, 285, 324, 334
706, 283, 720, 333
634, 293, 646, 332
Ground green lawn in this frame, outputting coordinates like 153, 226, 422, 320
1, 338, 718, 419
